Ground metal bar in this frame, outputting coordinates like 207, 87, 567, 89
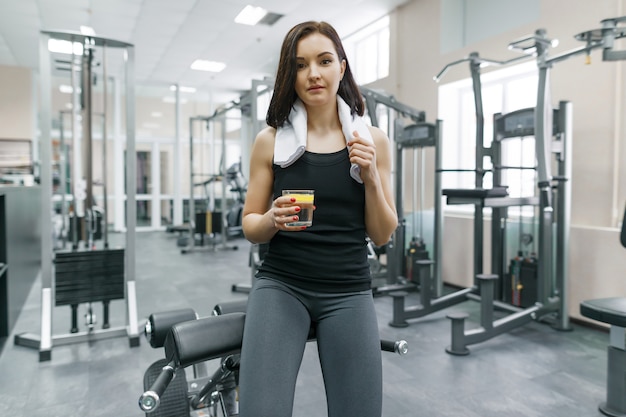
433, 120, 443, 296
186, 117, 196, 252
125, 44, 140, 342
82, 43, 94, 247
38, 32, 53, 361
555, 101, 572, 330
102, 43, 109, 248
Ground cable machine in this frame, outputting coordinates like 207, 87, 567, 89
180, 84, 273, 255
446, 16, 626, 355
387, 51, 531, 327
359, 87, 437, 295
181, 112, 241, 254
15, 30, 139, 361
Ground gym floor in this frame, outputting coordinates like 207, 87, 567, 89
0, 230, 610, 417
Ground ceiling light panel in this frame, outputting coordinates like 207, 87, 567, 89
234, 5, 268, 26
190, 59, 226, 73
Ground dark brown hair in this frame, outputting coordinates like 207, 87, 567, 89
266, 21, 364, 128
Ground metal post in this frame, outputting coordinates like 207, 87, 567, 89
102, 44, 109, 248
38, 32, 53, 362
125, 44, 140, 345
82, 42, 94, 248
555, 101, 572, 330
433, 120, 443, 297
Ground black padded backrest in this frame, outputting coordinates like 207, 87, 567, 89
619, 206, 626, 248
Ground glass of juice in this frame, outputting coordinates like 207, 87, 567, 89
282, 190, 314, 227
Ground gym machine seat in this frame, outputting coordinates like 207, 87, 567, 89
580, 298, 626, 417
579, 205, 626, 417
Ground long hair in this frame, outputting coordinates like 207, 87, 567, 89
266, 21, 364, 128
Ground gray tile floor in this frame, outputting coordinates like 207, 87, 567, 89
0, 230, 612, 417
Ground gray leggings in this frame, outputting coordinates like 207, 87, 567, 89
238, 277, 382, 417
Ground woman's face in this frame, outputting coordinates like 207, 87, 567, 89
294, 32, 346, 107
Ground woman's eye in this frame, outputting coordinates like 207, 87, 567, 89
321, 59, 332, 65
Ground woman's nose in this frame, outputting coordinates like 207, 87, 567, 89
308, 64, 321, 79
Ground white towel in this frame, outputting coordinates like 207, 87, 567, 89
273, 96, 373, 183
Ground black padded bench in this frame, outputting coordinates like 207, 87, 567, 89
579, 205, 626, 417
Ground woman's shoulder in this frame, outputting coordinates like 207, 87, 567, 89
251, 126, 277, 164
255, 126, 277, 146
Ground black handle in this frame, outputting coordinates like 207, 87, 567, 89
138, 362, 175, 412
381, 339, 409, 356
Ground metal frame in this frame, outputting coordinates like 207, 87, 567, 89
14, 30, 139, 361
182, 82, 273, 255
445, 16, 626, 354
388, 51, 532, 327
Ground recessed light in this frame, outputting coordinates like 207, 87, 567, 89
190, 59, 226, 73
234, 5, 268, 26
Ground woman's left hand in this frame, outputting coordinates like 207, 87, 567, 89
347, 130, 378, 183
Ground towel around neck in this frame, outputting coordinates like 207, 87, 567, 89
273, 96, 373, 184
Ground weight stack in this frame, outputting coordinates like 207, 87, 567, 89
54, 248, 125, 306
503, 254, 538, 308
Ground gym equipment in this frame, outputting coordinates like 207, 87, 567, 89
139, 299, 408, 416
580, 203, 626, 417
14, 30, 140, 361
179, 81, 272, 255
442, 64, 573, 353
387, 51, 530, 327
359, 86, 435, 295
446, 15, 626, 354
172, 159, 247, 249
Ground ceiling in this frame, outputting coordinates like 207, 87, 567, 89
0, 0, 410, 103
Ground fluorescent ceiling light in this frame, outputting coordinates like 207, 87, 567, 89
190, 59, 226, 73
169, 85, 197, 93
151, 111, 163, 118
48, 39, 83, 55
234, 5, 268, 26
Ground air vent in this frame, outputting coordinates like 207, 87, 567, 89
258, 12, 283, 26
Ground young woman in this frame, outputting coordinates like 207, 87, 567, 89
239, 21, 397, 417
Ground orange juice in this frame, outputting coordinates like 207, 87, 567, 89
282, 190, 314, 226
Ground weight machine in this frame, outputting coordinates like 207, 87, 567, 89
179, 112, 242, 254
446, 16, 626, 354
14, 30, 140, 361
387, 50, 534, 327
180, 81, 274, 256
359, 87, 441, 295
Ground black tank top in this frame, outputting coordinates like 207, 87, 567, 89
257, 148, 371, 292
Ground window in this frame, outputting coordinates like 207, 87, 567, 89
437, 62, 538, 215
344, 16, 390, 84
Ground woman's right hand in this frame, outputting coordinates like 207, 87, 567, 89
270, 195, 306, 231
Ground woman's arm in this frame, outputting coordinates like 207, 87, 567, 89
242, 128, 277, 244
348, 126, 398, 246
242, 127, 307, 243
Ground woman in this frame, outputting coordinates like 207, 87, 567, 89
239, 21, 397, 417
